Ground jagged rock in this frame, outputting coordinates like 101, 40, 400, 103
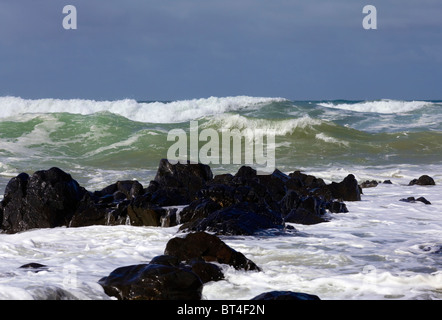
1, 168, 87, 233
69, 192, 128, 227
126, 194, 166, 227
94, 180, 144, 201
324, 174, 361, 201
182, 202, 284, 235
149, 159, 213, 206
287, 171, 326, 191
164, 231, 261, 271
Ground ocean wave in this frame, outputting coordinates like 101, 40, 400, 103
318, 99, 435, 114
202, 113, 324, 136
0, 96, 286, 123
315, 133, 350, 147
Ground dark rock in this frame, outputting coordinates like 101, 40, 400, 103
281, 193, 328, 225
148, 255, 224, 284
183, 202, 284, 235
160, 207, 178, 227
1, 168, 87, 233
178, 165, 355, 232
126, 194, 166, 227
327, 200, 349, 213
149, 255, 181, 267
98, 263, 203, 300
71, 189, 170, 228
279, 190, 346, 225
178, 166, 289, 234
94, 180, 144, 202
279, 190, 301, 216
188, 259, 225, 283
416, 197, 431, 205
234, 165, 258, 181
360, 180, 379, 188
150, 159, 213, 206
400, 196, 431, 205
383, 180, 393, 184
256, 169, 290, 202
113, 191, 127, 202
284, 208, 328, 225
324, 174, 361, 201
251, 291, 320, 300
179, 198, 223, 227
177, 167, 286, 234
287, 171, 326, 191
212, 173, 233, 185
19, 263, 49, 272
69, 192, 128, 227
164, 232, 260, 271
409, 175, 436, 186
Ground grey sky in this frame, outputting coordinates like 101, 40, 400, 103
0, 0, 441, 101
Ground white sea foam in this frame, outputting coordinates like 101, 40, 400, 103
318, 100, 434, 114
0, 96, 286, 123
315, 133, 349, 147
203, 114, 323, 136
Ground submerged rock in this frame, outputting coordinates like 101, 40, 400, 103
251, 290, 320, 300
19, 263, 49, 273
400, 196, 431, 205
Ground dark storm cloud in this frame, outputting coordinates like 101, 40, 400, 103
0, 0, 441, 100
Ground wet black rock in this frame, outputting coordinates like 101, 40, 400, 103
184, 202, 284, 235
178, 166, 286, 235
148, 255, 224, 284
178, 166, 355, 233
408, 175, 436, 186
0, 162, 358, 233
149, 159, 213, 206
1, 168, 87, 233
69, 192, 128, 227
164, 231, 261, 271
287, 170, 326, 192
19, 263, 49, 273
126, 194, 166, 227
325, 174, 361, 201
94, 180, 144, 201
360, 180, 379, 188
98, 263, 203, 300
400, 196, 431, 205
280, 191, 328, 225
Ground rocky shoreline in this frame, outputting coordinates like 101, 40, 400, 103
0, 159, 436, 300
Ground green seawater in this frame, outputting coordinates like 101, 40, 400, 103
1, 97, 441, 192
